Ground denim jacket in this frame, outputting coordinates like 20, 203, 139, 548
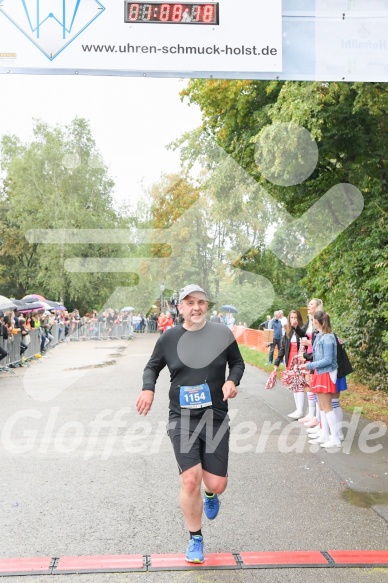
305, 332, 337, 374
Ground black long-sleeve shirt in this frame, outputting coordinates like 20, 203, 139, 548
142, 322, 245, 419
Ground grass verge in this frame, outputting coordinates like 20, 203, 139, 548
239, 344, 388, 426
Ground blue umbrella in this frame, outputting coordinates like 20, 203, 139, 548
220, 305, 238, 313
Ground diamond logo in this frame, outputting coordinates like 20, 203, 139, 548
0, 0, 105, 60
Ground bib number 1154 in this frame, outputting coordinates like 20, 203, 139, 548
179, 383, 212, 409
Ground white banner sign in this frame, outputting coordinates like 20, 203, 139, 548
316, 18, 388, 81
0, 0, 283, 72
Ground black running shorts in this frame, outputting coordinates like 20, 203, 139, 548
167, 410, 230, 477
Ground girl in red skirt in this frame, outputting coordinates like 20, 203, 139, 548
300, 311, 341, 449
274, 310, 306, 419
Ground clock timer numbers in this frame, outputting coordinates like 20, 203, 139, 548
125, 3, 219, 25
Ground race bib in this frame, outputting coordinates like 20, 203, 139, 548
179, 383, 212, 409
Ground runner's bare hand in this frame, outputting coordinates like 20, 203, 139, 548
222, 381, 237, 401
136, 390, 154, 415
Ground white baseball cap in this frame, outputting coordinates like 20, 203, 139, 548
179, 284, 207, 302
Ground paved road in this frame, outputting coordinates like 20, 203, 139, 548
0, 334, 387, 582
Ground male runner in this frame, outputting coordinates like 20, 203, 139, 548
136, 284, 244, 563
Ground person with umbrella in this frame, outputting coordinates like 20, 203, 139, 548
225, 313, 236, 330
136, 284, 245, 564
2, 313, 13, 338
220, 304, 238, 314
220, 305, 238, 330
13, 309, 20, 329
31, 312, 41, 330
18, 317, 30, 356
0, 311, 8, 364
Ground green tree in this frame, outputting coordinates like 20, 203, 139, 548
0, 118, 134, 311
263, 82, 388, 389
177, 80, 388, 388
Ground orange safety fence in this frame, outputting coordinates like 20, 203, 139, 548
233, 326, 268, 353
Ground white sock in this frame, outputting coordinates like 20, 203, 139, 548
307, 392, 316, 418
332, 399, 344, 439
295, 391, 305, 415
326, 409, 341, 444
320, 411, 330, 441
315, 397, 321, 422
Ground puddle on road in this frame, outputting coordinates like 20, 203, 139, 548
65, 360, 116, 371
341, 489, 388, 508
94, 346, 126, 350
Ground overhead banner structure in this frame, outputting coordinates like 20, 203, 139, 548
0, 0, 387, 80
0, 0, 282, 73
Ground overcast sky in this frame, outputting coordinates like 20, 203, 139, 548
0, 74, 202, 208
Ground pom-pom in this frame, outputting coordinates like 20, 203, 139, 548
281, 356, 309, 392
265, 369, 277, 390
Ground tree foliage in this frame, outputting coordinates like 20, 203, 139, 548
0, 118, 134, 312
176, 80, 388, 389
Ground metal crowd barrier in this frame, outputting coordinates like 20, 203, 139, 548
0, 318, 142, 372
67, 321, 134, 341
146, 320, 158, 333
0, 326, 56, 373
66, 320, 159, 340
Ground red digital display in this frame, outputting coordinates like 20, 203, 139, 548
125, 2, 219, 24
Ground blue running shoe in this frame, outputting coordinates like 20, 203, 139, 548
203, 493, 220, 520
185, 535, 204, 563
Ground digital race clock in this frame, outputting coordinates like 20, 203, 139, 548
124, 2, 219, 25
